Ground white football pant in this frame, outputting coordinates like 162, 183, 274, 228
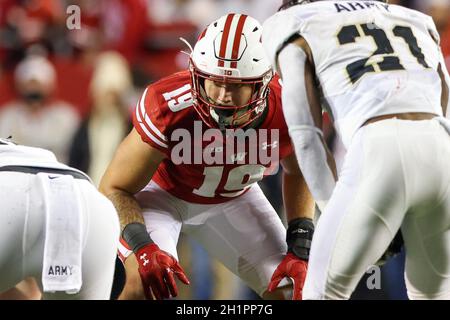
0, 172, 120, 299
303, 118, 450, 300
137, 182, 288, 297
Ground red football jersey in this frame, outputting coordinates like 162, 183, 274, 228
133, 70, 293, 204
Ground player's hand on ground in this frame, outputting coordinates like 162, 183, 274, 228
268, 253, 308, 300
135, 243, 190, 300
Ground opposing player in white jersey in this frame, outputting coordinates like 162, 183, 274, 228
263, 0, 450, 299
0, 138, 120, 299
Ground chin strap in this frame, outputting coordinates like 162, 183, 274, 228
210, 98, 269, 133
210, 108, 228, 132
218, 116, 228, 132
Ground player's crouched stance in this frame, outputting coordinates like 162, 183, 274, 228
0, 139, 120, 299
100, 14, 315, 300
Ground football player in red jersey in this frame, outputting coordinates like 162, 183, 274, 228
100, 13, 315, 300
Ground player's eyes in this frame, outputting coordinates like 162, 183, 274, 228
213, 82, 245, 90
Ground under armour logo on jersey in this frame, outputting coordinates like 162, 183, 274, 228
262, 141, 278, 150
140, 253, 150, 266
207, 146, 224, 154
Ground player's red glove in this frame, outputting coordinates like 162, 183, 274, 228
268, 217, 314, 300
135, 243, 190, 300
268, 253, 308, 300
121, 222, 190, 300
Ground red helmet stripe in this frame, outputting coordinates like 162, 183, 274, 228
218, 14, 235, 67
197, 26, 207, 41
230, 14, 248, 69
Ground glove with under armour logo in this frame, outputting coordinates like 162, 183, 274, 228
122, 223, 190, 300
268, 217, 314, 300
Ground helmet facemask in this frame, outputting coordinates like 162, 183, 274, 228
190, 60, 272, 131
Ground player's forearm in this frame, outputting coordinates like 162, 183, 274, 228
106, 190, 145, 231
281, 169, 315, 263
291, 129, 337, 200
278, 43, 337, 203
282, 171, 315, 222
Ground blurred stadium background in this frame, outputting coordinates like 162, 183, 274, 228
0, 0, 449, 300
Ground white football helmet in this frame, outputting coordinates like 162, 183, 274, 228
189, 13, 273, 130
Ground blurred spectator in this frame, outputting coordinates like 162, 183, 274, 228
138, 0, 198, 81
69, 51, 133, 186
212, 0, 279, 23
64, 0, 148, 63
50, 0, 104, 118
0, 0, 64, 69
100, 0, 149, 63
0, 54, 79, 163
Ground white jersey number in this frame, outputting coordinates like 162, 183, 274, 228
162, 84, 193, 112
193, 165, 266, 198
338, 23, 429, 83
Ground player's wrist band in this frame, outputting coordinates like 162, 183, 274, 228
286, 217, 315, 261
122, 222, 155, 253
